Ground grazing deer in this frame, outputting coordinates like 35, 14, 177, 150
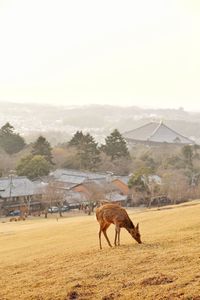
96, 203, 142, 249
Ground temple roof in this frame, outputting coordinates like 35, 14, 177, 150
123, 121, 194, 144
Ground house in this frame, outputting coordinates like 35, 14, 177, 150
0, 176, 45, 215
112, 176, 130, 195
105, 191, 128, 205
64, 190, 88, 209
48, 169, 165, 208
51, 169, 108, 182
72, 179, 109, 201
50, 169, 110, 192
49, 169, 130, 206
123, 121, 194, 145
72, 175, 132, 206
50, 169, 106, 198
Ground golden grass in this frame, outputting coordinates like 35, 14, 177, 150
1, 201, 200, 300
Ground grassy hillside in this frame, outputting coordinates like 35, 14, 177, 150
0, 202, 200, 300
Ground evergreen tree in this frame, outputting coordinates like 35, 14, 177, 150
181, 145, 200, 186
103, 129, 130, 160
16, 155, 51, 179
128, 168, 151, 191
68, 131, 84, 147
31, 136, 53, 164
0, 122, 25, 154
1, 122, 14, 135
68, 132, 101, 170
78, 133, 101, 170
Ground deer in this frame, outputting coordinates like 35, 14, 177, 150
96, 203, 142, 249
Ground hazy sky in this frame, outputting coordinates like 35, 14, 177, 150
0, 0, 200, 111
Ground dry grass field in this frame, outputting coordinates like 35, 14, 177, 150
0, 201, 200, 300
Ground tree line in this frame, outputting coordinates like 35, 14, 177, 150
1, 122, 200, 205
0, 123, 130, 179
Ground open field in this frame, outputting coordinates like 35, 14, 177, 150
0, 201, 200, 300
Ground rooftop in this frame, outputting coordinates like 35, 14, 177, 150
0, 176, 44, 198
123, 121, 194, 145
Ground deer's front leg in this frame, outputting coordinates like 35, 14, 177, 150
114, 225, 120, 246
114, 228, 118, 246
99, 228, 102, 249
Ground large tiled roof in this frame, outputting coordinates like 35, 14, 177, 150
51, 169, 109, 185
0, 176, 43, 198
123, 121, 194, 144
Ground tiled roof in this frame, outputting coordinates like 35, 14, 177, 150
51, 169, 109, 184
105, 192, 127, 202
114, 176, 130, 185
50, 170, 132, 197
0, 176, 43, 198
123, 121, 194, 144
123, 122, 159, 141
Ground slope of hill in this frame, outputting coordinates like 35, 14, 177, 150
0, 201, 200, 299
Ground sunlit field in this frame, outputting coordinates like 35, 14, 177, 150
0, 201, 200, 300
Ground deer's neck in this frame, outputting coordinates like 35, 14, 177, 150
124, 218, 134, 230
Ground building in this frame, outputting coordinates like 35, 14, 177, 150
112, 176, 130, 195
0, 176, 45, 215
63, 190, 88, 209
50, 169, 130, 206
123, 121, 194, 145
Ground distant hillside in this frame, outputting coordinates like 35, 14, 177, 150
0, 102, 200, 145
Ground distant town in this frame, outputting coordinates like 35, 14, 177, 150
1, 103, 200, 145
1, 107, 200, 218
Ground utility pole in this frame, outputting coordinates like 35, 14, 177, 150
9, 170, 15, 202
106, 171, 114, 200
9, 169, 17, 201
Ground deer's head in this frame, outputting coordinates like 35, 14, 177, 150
129, 223, 142, 244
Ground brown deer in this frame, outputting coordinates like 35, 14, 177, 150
96, 203, 142, 249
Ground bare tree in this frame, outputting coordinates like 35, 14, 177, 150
160, 171, 190, 204
42, 182, 65, 218
82, 183, 105, 215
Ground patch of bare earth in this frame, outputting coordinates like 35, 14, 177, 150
141, 273, 174, 286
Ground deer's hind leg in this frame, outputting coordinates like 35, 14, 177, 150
99, 226, 103, 249
103, 223, 112, 248
99, 222, 112, 249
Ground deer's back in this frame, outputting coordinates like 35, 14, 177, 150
96, 204, 132, 227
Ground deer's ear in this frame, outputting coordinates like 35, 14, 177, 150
136, 223, 139, 229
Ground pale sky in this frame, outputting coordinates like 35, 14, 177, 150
0, 0, 200, 111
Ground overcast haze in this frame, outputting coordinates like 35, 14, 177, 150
0, 0, 200, 111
